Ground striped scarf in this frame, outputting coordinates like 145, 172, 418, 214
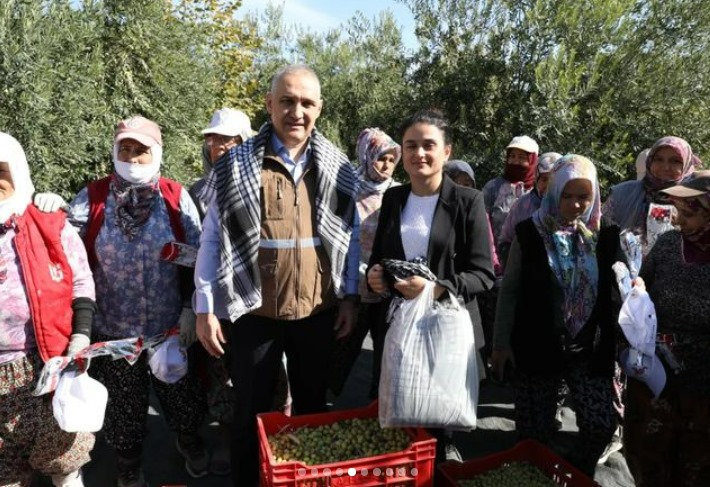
199, 122, 358, 322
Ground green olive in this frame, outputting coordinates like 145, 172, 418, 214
268, 418, 412, 465
457, 462, 557, 487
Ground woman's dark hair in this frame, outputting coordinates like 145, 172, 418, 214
399, 109, 453, 146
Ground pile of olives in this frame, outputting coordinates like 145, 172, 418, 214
267, 418, 411, 465
458, 461, 558, 487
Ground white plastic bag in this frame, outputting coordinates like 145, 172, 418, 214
617, 284, 667, 397
52, 370, 108, 432
379, 282, 479, 430
148, 334, 188, 384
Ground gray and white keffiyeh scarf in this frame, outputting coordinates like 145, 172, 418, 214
200, 122, 359, 321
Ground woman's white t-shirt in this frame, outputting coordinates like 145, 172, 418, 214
400, 192, 439, 261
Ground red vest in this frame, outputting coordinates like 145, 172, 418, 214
84, 176, 186, 268
14, 205, 74, 362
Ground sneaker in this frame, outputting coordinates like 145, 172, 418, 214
117, 457, 147, 487
597, 434, 623, 465
444, 442, 463, 462
176, 432, 210, 478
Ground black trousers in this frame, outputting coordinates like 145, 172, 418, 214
227, 309, 336, 486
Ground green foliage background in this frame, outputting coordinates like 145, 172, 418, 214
1, 0, 709, 198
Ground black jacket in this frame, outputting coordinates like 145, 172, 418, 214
368, 175, 496, 326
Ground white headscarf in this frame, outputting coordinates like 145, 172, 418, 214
0, 132, 35, 222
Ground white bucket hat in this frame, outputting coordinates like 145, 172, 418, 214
201, 108, 254, 143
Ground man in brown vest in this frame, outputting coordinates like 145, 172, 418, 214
194, 64, 360, 485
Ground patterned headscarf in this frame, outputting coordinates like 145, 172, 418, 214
355, 128, 401, 196
536, 152, 562, 178
110, 173, 160, 240
643, 136, 694, 198
533, 154, 601, 338
0, 133, 34, 223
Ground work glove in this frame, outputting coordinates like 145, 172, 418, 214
178, 307, 197, 347
34, 192, 68, 213
66, 333, 91, 371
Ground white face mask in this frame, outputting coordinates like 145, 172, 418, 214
112, 144, 162, 184
114, 160, 160, 184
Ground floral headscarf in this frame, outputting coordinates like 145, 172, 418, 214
537, 152, 562, 178
533, 154, 601, 338
355, 128, 401, 196
0, 132, 35, 223
643, 136, 695, 198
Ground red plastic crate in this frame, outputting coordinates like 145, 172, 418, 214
257, 402, 436, 486
436, 440, 599, 487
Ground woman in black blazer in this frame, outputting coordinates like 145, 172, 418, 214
366, 110, 496, 461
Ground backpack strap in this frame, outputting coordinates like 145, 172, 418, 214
158, 177, 186, 243
85, 176, 111, 269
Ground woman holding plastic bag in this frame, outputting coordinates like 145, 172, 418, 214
67, 117, 208, 486
624, 171, 710, 486
366, 110, 495, 462
491, 155, 620, 476
0, 133, 96, 487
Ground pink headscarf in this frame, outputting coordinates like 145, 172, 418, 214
355, 128, 401, 196
643, 136, 695, 196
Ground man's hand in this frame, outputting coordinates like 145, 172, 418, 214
334, 300, 356, 340
196, 313, 226, 358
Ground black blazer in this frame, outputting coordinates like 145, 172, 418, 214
368, 175, 496, 307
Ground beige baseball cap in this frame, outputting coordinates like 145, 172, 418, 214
114, 116, 162, 147
506, 135, 539, 155
661, 170, 710, 198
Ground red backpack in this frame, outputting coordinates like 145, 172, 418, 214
84, 176, 186, 268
